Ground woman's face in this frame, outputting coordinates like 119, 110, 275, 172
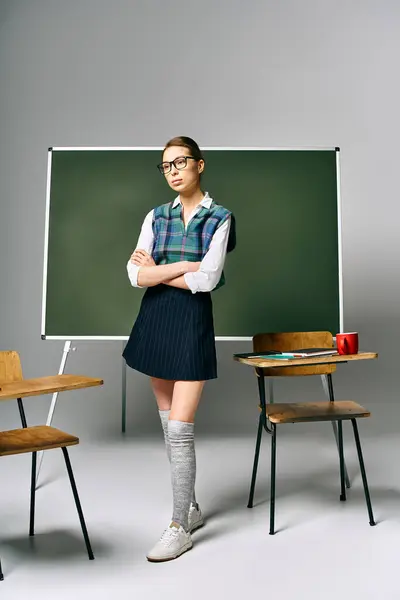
162, 145, 204, 194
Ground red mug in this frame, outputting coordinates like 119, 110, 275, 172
336, 332, 359, 355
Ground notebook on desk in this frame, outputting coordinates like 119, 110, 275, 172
235, 348, 338, 360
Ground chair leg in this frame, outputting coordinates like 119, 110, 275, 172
29, 452, 37, 536
331, 422, 351, 489
17, 397, 37, 536
248, 371, 268, 508
337, 421, 346, 501
324, 375, 351, 489
351, 419, 376, 526
61, 447, 95, 559
17, 397, 28, 428
0, 556, 4, 581
248, 413, 263, 508
269, 424, 277, 535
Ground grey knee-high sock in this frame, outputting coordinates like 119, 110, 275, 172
168, 419, 196, 532
159, 410, 197, 505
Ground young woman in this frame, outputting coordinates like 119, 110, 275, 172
123, 136, 235, 562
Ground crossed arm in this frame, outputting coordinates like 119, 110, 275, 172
130, 250, 199, 290
126, 211, 231, 293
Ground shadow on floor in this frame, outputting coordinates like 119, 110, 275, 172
0, 529, 114, 577
199, 466, 400, 537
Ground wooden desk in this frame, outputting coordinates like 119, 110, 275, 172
234, 351, 378, 369
235, 350, 378, 533
235, 350, 378, 510
0, 374, 103, 401
0, 374, 104, 484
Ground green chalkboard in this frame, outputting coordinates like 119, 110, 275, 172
42, 148, 341, 339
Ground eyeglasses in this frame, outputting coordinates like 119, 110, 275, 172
157, 156, 197, 175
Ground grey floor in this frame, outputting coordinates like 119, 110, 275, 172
1, 417, 400, 599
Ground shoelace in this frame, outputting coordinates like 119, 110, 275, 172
159, 527, 180, 548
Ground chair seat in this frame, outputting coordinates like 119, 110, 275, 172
0, 426, 79, 456
265, 401, 370, 424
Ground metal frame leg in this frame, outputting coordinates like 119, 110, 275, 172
247, 371, 272, 508
30, 452, 37, 536
17, 398, 28, 428
0, 557, 4, 581
351, 419, 376, 526
269, 423, 277, 535
248, 413, 263, 508
331, 421, 350, 487
337, 420, 346, 501
322, 374, 351, 489
17, 399, 38, 535
61, 447, 94, 559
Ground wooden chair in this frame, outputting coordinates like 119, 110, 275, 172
0, 352, 94, 581
248, 332, 375, 534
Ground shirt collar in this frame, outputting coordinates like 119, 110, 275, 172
172, 191, 213, 209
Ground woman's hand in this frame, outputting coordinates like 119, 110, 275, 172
130, 249, 156, 267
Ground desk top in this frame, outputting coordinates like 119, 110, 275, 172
233, 351, 378, 369
0, 374, 103, 401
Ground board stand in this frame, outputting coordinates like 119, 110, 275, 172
35, 341, 75, 484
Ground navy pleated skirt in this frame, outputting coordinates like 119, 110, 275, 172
123, 284, 217, 381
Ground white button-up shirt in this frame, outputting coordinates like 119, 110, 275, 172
127, 192, 231, 293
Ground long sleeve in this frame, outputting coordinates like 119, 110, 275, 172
184, 217, 231, 293
126, 210, 155, 287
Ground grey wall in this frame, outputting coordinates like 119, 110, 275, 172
0, 0, 399, 439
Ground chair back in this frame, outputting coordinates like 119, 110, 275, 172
0, 351, 23, 384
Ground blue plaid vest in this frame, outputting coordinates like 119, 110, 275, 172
152, 200, 231, 290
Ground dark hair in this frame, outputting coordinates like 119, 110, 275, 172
163, 136, 204, 161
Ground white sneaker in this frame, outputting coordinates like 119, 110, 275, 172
188, 503, 204, 533
146, 522, 192, 562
